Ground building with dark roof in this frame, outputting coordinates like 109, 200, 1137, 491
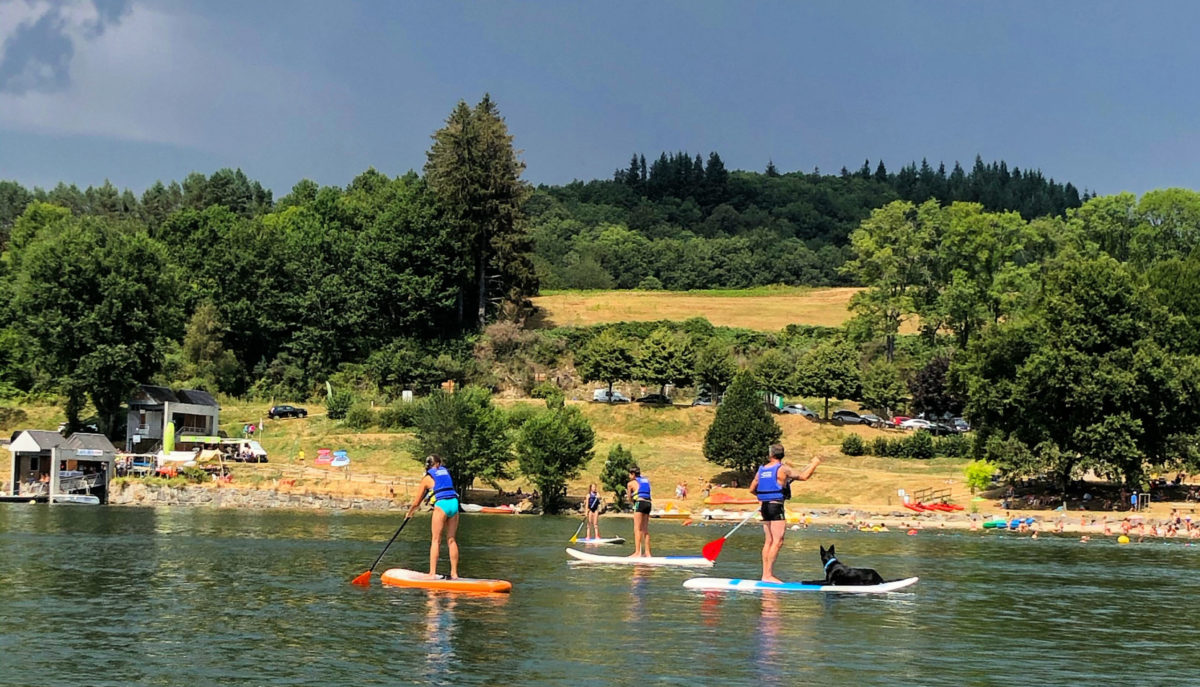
126, 384, 221, 453
4, 431, 115, 503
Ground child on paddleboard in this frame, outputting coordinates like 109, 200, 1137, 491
406, 454, 461, 579
586, 483, 603, 540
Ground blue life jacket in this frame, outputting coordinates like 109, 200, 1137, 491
755, 463, 784, 502
634, 476, 652, 501
587, 492, 601, 510
428, 467, 458, 501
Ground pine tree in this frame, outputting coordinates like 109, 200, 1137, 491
766, 160, 780, 177
703, 370, 782, 476
874, 160, 889, 183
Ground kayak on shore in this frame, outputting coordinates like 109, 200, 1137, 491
683, 576, 919, 594
380, 568, 513, 593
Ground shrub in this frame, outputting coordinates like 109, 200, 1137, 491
326, 390, 353, 420
637, 275, 663, 290
504, 403, 542, 430
378, 402, 417, 430
902, 431, 935, 459
344, 403, 377, 430
934, 433, 973, 458
601, 444, 637, 508
703, 370, 782, 476
530, 380, 561, 399
180, 466, 208, 484
964, 459, 998, 493
870, 436, 891, 457
841, 434, 865, 456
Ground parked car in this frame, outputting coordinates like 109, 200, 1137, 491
831, 410, 870, 426
952, 417, 970, 433
891, 416, 911, 427
267, 404, 308, 419
592, 388, 631, 403
781, 404, 819, 421
899, 418, 932, 430
636, 394, 672, 405
859, 413, 886, 428
926, 422, 957, 436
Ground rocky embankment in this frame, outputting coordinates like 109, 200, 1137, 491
110, 482, 397, 511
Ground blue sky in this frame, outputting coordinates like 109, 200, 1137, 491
1, 0, 1197, 195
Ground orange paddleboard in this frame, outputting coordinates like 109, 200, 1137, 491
380, 568, 512, 593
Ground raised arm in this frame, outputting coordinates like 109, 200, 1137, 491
787, 457, 821, 482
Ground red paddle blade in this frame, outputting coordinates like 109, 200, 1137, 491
701, 537, 726, 561
351, 570, 372, 587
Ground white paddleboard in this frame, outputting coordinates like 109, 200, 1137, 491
574, 537, 626, 545
683, 576, 919, 593
566, 547, 714, 567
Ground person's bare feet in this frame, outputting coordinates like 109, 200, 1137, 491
762, 576, 783, 583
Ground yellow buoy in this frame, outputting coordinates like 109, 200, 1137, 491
1117, 535, 1130, 544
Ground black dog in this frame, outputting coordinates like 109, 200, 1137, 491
801, 545, 884, 585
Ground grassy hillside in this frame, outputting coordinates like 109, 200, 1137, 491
4, 397, 972, 510
529, 286, 862, 331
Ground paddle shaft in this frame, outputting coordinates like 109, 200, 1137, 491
723, 509, 758, 539
367, 516, 411, 574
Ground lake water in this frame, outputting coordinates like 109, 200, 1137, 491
1, 504, 1197, 686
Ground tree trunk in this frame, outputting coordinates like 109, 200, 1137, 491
476, 250, 487, 329
824, 395, 830, 420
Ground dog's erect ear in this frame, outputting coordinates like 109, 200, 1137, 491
828, 544, 836, 556
819, 545, 827, 557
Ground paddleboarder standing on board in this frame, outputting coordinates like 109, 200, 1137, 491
627, 466, 653, 557
407, 454, 461, 579
585, 483, 603, 540
749, 444, 820, 583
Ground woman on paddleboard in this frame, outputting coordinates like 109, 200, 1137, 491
748, 444, 819, 583
585, 483, 603, 540
627, 466, 653, 557
406, 454, 460, 579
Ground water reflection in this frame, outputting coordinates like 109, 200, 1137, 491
756, 593, 785, 686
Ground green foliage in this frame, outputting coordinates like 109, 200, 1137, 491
529, 380, 562, 400
964, 459, 997, 493
178, 302, 242, 394
637, 275, 663, 290
179, 466, 209, 484
910, 353, 962, 417
636, 327, 694, 394
903, 430, 935, 459
859, 362, 907, 414
0, 406, 29, 432
377, 401, 417, 430
344, 403, 377, 430
703, 370, 782, 476
693, 338, 736, 397
575, 328, 636, 395
8, 211, 181, 434
325, 391, 353, 420
601, 444, 638, 508
841, 434, 865, 456
414, 387, 512, 490
514, 401, 595, 513
751, 348, 796, 396
795, 337, 860, 419
503, 402, 542, 430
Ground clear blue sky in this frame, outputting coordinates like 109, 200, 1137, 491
1, 0, 1197, 195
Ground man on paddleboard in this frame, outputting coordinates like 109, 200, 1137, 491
406, 454, 461, 579
627, 466, 653, 557
748, 444, 820, 583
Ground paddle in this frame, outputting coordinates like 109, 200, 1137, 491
351, 516, 411, 587
701, 509, 758, 561
568, 517, 587, 543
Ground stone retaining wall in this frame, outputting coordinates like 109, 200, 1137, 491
110, 482, 397, 511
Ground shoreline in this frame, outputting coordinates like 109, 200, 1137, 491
101, 482, 1200, 542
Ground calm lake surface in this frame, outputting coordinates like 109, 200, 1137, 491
2, 504, 1197, 686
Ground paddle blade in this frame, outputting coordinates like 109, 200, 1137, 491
569, 533, 578, 543
351, 570, 372, 587
701, 537, 726, 561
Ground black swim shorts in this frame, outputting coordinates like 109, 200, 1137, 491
635, 500, 652, 515
760, 501, 785, 521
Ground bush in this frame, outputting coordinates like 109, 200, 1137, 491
703, 370, 782, 476
326, 390, 353, 420
515, 403, 595, 514
378, 401, 417, 430
637, 275, 663, 290
841, 434, 865, 456
415, 387, 513, 490
902, 430, 935, 459
504, 403, 542, 430
344, 403, 377, 430
180, 466, 208, 484
601, 444, 637, 508
870, 436, 892, 457
964, 459, 998, 493
934, 433, 973, 458
530, 380, 561, 399
0, 406, 28, 432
